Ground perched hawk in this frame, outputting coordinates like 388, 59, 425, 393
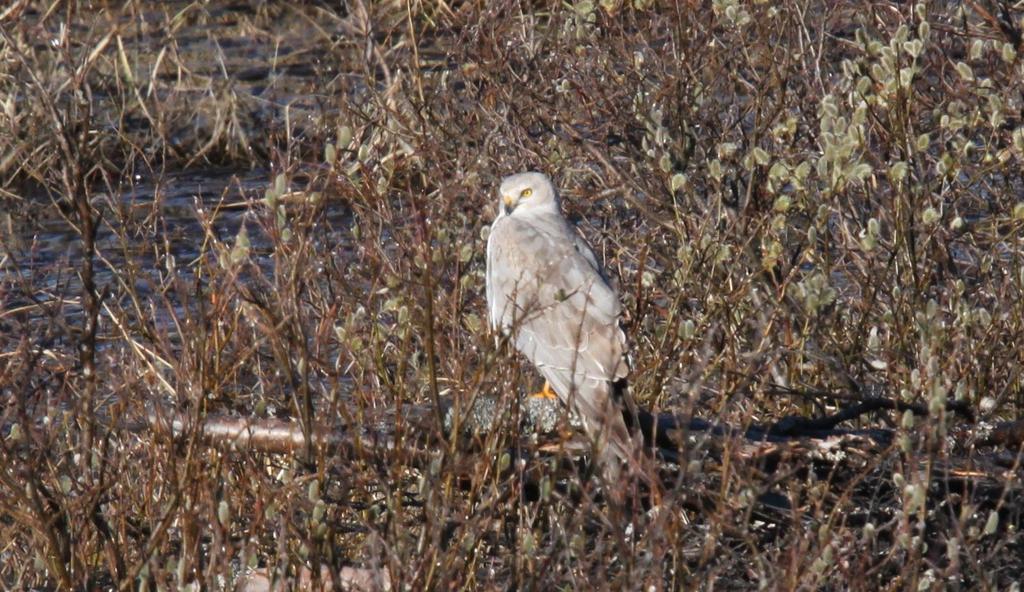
486, 171, 638, 480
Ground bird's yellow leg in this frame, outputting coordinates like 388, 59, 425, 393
529, 381, 558, 400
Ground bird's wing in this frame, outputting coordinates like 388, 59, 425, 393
488, 215, 627, 374
571, 228, 603, 276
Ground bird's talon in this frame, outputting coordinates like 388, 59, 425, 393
529, 382, 558, 400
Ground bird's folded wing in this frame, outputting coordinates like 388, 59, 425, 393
487, 216, 627, 386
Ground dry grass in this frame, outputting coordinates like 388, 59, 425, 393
2, 0, 1024, 589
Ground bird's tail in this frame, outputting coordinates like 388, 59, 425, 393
576, 380, 644, 479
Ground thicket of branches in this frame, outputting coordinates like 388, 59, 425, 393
1, 1, 1023, 589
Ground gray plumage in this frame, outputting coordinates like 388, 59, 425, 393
486, 172, 637, 475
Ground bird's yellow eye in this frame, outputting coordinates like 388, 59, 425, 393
520, 188, 533, 198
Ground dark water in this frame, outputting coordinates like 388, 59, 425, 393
2, 1, 364, 332
1, 169, 356, 340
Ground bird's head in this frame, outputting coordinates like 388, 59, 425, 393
498, 171, 559, 217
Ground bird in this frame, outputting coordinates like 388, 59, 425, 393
485, 171, 640, 484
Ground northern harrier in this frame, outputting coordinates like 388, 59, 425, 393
486, 171, 638, 479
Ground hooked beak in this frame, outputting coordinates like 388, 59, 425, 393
502, 194, 514, 215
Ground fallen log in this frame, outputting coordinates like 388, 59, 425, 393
141, 394, 1024, 460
